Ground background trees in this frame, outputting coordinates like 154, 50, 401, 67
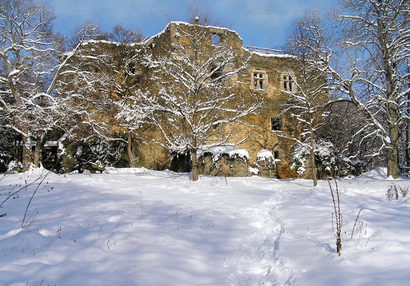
186, 0, 232, 28
0, 0, 64, 170
285, 1, 410, 179
2, 0, 408, 179
0, 0, 143, 171
331, 0, 410, 178
56, 24, 145, 171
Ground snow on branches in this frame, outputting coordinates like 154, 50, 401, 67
334, 0, 410, 178
134, 24, 261, 180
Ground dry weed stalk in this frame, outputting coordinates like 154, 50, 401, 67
328, 177, 342, 256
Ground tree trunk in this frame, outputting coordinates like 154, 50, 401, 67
127, 132, 135, 168
406, 120, 410, 168
310, 136, 318, 186
33, 134, 46, 168
387, 123, 400, 179
22, 136, 32, 171
33, 140, 41, 168
191, 149, 198, 181
406, 77, 410, 168
386, 145, 399, 178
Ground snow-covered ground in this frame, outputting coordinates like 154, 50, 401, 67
0, 167, 409, 285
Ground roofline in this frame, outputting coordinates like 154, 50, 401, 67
142, 21, 243, 45
243, 46, 296, 58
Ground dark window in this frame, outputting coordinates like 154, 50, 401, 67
254, 72, 264, 89
283, 75, 294, 92
274, 151, 280, 159
127, 62, 136, 74
210, 65, 223, 80
271, 118, 281, 131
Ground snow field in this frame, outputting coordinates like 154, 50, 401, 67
0, 167, 409, 285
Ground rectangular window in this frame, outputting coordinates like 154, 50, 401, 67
211, 33, 220, 46
254, 73, 263, 89
271, 118, 281, 131
283, 74, 294, 92
274, 151, 280, 159
252, 70, 267, 90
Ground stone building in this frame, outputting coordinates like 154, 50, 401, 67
138, 22, 300, 178
65, 21, 304, 178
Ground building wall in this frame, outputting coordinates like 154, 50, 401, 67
70, 22, 305, 178
140, 22, 302, 178
238, 52, 301, 178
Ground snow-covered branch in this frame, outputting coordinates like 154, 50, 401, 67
138, 24, 262, 180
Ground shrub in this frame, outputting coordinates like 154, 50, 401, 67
386, 185, 409, 200
60, 138, 126, 173
291, 140, 366, 179
255, 150, 277, 178
197, 147, 250, 177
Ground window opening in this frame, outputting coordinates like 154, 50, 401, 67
211, 33, 220, 46
254, 72, 264, 89
252, 71, 267, 90
283, 74, 294, 92
271, 118, 281, 131
210, 65, 223, 80
127, 62, 136, 75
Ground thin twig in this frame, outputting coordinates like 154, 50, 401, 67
350, 208, 362, 240
0, 176, 42, 208
21, 170, 52, 228
328, 176, 342, 255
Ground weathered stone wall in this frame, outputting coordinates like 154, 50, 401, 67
198, 152, 251, 177
63, 21, 308, 178
232, 52, 301, 178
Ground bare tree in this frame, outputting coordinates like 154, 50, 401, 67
186, 0, 232, 28
141, 24, 261, 181
291, 1, 410, 178
404, 61, 410, 169
0, 0, 99, 170
324, 100, 384, 169
108, 24, 143, 43
330, 0, 410, 178
58, 24, 146, 170
115, 90, 157, 168
187, 0, 212, 25
107, 39, 149, 168
104, 26, 144, 167
282, 9, 331, 186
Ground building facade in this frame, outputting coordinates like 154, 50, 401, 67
66, 22, 303, 178
136, 22, 299, 178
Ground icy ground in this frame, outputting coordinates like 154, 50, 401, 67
0, 168, 409, 285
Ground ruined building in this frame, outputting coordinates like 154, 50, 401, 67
64, 22, 304, 178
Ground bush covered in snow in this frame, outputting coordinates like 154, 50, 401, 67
291, 140, 366, 179
60, 138, 127, 173
0, 128, 17, 172
255, 150, 277, 178
197, 147, 251, 177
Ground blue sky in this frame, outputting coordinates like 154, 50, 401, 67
43, 0, 339, 48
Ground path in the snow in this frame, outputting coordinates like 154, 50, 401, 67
224, 188, 296, 286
